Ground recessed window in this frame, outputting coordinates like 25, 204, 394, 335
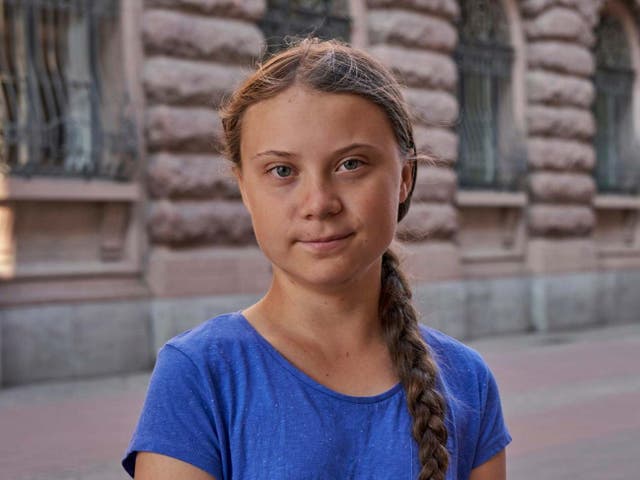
260, 0, 351, 55
593, 12, 639, 194
0, 0, 136, 180
455, 0, 522, 190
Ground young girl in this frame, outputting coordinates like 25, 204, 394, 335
123, 39, 511, 480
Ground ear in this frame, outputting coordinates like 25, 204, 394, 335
399, 160, 414, 203
232, 165, 252, 215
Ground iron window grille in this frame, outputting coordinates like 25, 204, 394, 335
454, 0, 524, 191
259, 0, 350, 56
0, 0, 136, 181
593, 13, 639, 194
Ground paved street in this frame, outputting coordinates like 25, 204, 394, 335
1, 322, 639, 480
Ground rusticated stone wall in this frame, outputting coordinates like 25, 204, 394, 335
143, 0, 264, 249
522, 0, 603, 238
366, 0, 460, 267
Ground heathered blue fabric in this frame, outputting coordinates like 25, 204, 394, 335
122, 312, 511, 479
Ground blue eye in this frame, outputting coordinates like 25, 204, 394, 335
340, 159, 361, 171
270, 165, 293, 178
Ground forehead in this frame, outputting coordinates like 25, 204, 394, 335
239, 85, 399, 160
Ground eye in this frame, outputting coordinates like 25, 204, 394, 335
268, 165, 293, 178
338, 158, 362, 172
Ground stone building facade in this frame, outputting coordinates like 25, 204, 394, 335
1, 0, 639, 386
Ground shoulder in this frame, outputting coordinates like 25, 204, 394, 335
420, 324, 487, 371
419, 324, 495, 396
154, 311, 261, 384
165, 311, 252, 357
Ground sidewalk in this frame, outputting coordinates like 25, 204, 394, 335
1, 322, 639, 480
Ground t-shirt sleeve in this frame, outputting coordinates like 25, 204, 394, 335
472, 365, 512, 469
122, 343, 223, 479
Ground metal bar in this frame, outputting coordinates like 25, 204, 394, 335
44, 0, 66, 165
33, 2, 58, 171
86, 0, 102, 178
25, 2, 46, 174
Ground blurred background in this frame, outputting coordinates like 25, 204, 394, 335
1, 0, 639, 479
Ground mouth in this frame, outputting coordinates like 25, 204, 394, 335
297, 232, 355, 252
304, 233, 353, 243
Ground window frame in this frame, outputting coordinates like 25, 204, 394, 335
593, 10, 640, 195
454, 0, 523, 192
0, 0, 136, 181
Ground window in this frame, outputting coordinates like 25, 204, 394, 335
260, 0, 350, 55
0, 0, 136, 180
593, 12, 639, 194
455, 0, 521, 190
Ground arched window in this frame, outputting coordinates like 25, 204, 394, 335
260, 0, 351, 56
0, 0, 136, 180
593, 12, 639, 194
455, 0, 520, 190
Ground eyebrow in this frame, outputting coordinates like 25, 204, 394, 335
250, 143, 377, 162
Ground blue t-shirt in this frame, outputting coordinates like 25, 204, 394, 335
123, 312, 511, 479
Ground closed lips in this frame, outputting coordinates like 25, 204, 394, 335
300, 233, 353, 243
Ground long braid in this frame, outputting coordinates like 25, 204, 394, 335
380, 250, 449, 480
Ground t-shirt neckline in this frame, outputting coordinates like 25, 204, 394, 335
235, 311, 404, 404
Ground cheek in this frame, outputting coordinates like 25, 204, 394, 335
244, 192, 290, 250
360, 179, 401, 233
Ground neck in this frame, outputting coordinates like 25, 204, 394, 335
249, 259, 384, 352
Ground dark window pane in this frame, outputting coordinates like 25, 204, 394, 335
455, 0, 516, 190
260, 0, 350, 55
593, 13, 638, 194
0, 0, 136, 181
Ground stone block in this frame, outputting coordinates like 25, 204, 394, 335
2, 306, 73, 384
144, 57, 247, 107
528, 41, 594, 77
369, 44, 457, 91
597, 270, 618, 325
465, 277, 531, 338
148, 199, 254, 245
528, 204, 595, 237
522, 0, 603, 27
397, 202, 458, 241
607, 270, 640, 325
404, 88, 458, 128
146, 245, 272, 297
366, 0, 459, 19
368, 9, 457, 52
1, 300, 151, 385
398, 240, 462, 282
413, 280, 467, 340
524, 6, 594, 46
527, 70, 595, 108
527, 105, 595, 140
531, 272, 601, 331
144, 0, 265, 20
147, 153, 240, 199
528, 172, 595, 203
413, 165, 456, 202
143, 10, 263, 63
68, 302, 152, 377
527, 238, 598, 274
414, 125, 458, 166
527, 137, 595, 171
146, 105, 222, 153
151, 293, 262, 353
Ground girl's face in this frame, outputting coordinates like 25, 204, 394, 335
235, 85, 413, 292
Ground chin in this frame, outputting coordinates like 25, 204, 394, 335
282, 257, 382, 292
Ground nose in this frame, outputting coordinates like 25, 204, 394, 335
298, 175, 342, 220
